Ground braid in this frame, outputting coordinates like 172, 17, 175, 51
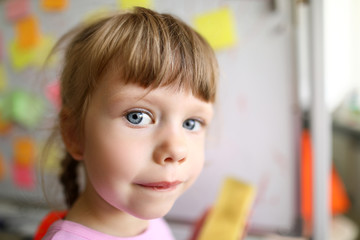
59, 152, 80, 208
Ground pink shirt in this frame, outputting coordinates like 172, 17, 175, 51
43, 218, 175, 240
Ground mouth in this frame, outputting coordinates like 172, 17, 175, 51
136, 181, 182, 192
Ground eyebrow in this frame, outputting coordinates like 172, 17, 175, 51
106, 86, 213, 118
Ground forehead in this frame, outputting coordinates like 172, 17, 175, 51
95, 68, 209, 104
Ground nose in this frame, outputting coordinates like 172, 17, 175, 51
153, 128, 188, 165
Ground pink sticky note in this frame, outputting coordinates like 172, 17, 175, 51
12, 163, 35, 190
5, 0, 31, 22
45, 81, 61, 109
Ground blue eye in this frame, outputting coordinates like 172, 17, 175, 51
126, 111, 152, 125
183, 119, 201, 131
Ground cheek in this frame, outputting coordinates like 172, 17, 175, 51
186, 140, 206, 183
83, 131, 150, 181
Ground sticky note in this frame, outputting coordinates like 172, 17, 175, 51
0, 111, 13, 135
45, 81, 61, 109
83, 8, 111, 24
9, 39, 35, 71
197, 177, 256, 240
0, 153, 6, 180
12, 163, 35, 190
5, 0, 30, 22
118, 0, 153, 10
0, 64, 7, 92
5, 90, 45, 129
10, 35, 56, 71
40, 142, 62, 173
16, 15, 41, 49
41, 0, 68, 11
13, 137, 35, 167
0, 33, 3, 60
194, 7, 237, 50
33, 36, 56, 67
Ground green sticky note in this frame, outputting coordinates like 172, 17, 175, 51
194, 7, 237, 50
6, 90, 45, 129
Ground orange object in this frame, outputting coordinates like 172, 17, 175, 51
41, 0, 68, 11
331, 167, 350, 215
34, 210, 67, 240
0, 153, 6, 180
190, 208, 211, 240
0, 112, 13, 135
300, 129, 350, 222
301, 130, 313, 221
13, 136, 35, 167
16, 15, 41, 49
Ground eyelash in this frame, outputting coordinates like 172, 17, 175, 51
123, 108, 207, 131
124, 109, 154, 126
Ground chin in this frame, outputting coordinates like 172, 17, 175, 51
130, 200, 175, 220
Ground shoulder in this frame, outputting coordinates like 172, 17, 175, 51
42, 220, 91, 240
145, 218, 176, 240
42, 218, 175, 240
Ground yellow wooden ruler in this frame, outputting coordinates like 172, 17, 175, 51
198, 177, 256, 240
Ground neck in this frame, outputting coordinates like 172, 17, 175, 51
65, 184, 149, 237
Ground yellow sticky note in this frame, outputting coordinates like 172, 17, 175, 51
0, 65, 7, 92
39, 142, 62, 173
10, 35, 55, 71
16, 15, 41, 49
32, 36, 56, 66
13, 137, 35, 167
83, 7, 111, 24
118, 0, 153, 10
9, 39, 35, 71
194, 7, 237, 50
41, 0, 68, 11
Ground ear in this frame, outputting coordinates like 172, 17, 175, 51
60, 108, 84, 161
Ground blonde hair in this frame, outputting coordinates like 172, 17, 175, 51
48, 7, 218, 208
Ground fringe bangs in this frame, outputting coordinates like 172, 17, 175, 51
85, 7, 218, 102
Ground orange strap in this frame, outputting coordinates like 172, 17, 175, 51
34, 210, 67, 240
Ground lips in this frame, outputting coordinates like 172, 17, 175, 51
136, 181, 182, 191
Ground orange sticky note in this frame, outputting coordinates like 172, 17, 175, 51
194, 7, 237, 50
0, 111, 13, 135
13, 137, 35, 167
41, 0, 68, 11
0, 153, 6, 180
12, 163, 35, 189
5, 0, 30, 22
16, 15, 41, 49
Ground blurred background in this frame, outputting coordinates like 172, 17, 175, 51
0, 0, 359, 239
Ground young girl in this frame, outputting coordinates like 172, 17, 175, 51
41, 7, 218, 239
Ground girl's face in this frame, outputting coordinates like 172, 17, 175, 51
79, 71, 213, 220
